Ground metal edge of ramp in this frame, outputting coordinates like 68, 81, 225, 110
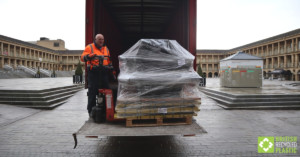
73, 119, 207, 149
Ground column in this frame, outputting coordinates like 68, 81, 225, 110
292, 38, 294, 52
284, 56, 287, 68
206, 63, 208, 77
266, 58, 269, 69
272, 43, 274, 55
32, 50, 34, 59
255, 48, 257, 56
0, 57, 4, 68
291, 55, 294, 68
212, 64, 215, 77
24, 48, 27, 59
14, 46, 16, 57
13, 59, 16, 69
8, 44, 10, 56
271, 57, 274, 69
296, 55, 299, 68
1, 42, 3, 54
278, 42, 280, 54
284, 40, 287, 54
296, 38, 299, 51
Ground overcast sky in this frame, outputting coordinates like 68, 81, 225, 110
0, 0, 299, 50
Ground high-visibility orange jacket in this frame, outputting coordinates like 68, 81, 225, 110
81, 43, 111, 66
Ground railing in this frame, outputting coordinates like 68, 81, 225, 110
17, 65, 36, 76
4, 64, 14, 71
61, 60, 81, 64
40, 68, 51, 77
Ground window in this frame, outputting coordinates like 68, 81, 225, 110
54, 42, 59, 47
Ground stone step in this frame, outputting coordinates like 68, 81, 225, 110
0, 89, 79, 101
200, 88, 300, 109
0, 85, 82, 97
19, 100, 69, 110
201, 89, 300, 103
202, 88, 300, 99
208, 95, 300, 109
0, 93, 75, 106
0, 84, 83, 109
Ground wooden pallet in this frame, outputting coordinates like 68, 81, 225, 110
126, 116, 192, 127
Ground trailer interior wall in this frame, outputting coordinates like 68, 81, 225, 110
85, 0, 197, 70
86, 0, 123, 72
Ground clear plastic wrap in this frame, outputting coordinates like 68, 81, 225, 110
116, 39, 202, 118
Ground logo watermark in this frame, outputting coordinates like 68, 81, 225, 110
258, 136, 297, 154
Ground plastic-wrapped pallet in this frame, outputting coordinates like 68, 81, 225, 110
116, 39, 202, 118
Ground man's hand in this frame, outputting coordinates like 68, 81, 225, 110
88, 53, 96, 59
84, 53, 96, 61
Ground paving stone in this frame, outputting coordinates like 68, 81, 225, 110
0, 78, 300, 156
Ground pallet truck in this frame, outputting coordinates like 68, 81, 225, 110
87, 55, 123, 123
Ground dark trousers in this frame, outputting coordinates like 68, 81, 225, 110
87, 69, 109, 113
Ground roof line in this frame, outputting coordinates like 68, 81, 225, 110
0, 34, 83, 54
230, 28, 300, 51
197, 28, 300, 52
0, 34, 57, 53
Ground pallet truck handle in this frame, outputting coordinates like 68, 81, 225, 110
72, 133, 77, 149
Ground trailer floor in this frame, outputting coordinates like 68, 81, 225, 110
75, 119, 206, 137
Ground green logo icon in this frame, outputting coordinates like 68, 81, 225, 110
258, 137, 274, 153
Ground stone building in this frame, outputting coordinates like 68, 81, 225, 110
0, 34, 83, 71
197, 28, 300, 81
34, 37, 66, 51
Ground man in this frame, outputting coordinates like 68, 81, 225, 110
81, 34, 111, 116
